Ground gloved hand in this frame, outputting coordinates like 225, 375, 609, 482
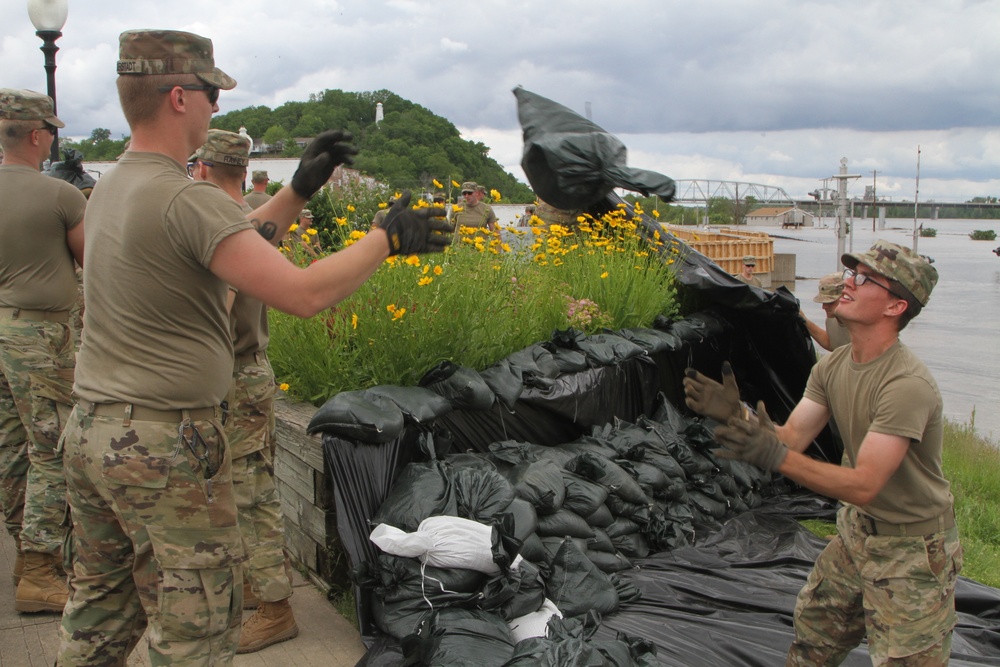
713, 401, 788, 472
683, 361, 742, 423
381, 192, 454, 256
291, 130, 359, 199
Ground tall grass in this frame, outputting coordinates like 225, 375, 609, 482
269, 204, 680, 405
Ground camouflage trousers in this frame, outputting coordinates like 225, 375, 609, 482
0, 316, 74, 553
58, 404, 245, 667
787, 504, 963, 666
227, 353, 292, 602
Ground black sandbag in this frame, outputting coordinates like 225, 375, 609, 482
306, 389, 404, 441
501, 497, 540, 543
575, 334, 647, 367
546, 345, 589, 374
616, 459, 671, 497
556, 436, 622, 461
371, 459, 456, 532
586, 528, 615, 554
519, 533, 547, 563
604, 496, 653, 525
480, 360, 525, 411
586, 550, 634, 574
545, 538, 620, 617
540, 536, 589, 562
610, 532, 650, 559
688, 489, 729, 520
620, 444, 687, 484
615, 327, 682, 355
604, 517, 641, 540
499, 559, 547, 621
642, 509, 693, 552
418, 360, 494, 411
370, 554, 487, 604
507, 459, 567, 515
566, 452, 652, 506
561, 470, 611, 517
687, 474, 727, 504
363, 385, 453, 425
536, 508, 595, 539
402, 607, 515, 667
585, 504, 615, 529
506, 344, 562, 389
453, 465, 516, 523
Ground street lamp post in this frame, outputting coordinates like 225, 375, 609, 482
27, 0, 68, 165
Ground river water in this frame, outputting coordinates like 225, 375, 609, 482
764, 218, 1000, 444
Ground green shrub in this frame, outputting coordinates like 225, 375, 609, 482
969, 229, 997, 241
919, 227, 937, 238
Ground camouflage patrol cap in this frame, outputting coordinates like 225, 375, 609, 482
189, 129, 250, 167
813, 272, 845, 303
251, 170, 268, 182
0, 88, 65, 128
842, 239, 938, 306
461, 181, 477, 193
117, 30, 236, 90
743, 255, 756, 266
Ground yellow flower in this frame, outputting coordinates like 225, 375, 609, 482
405, 255, 421, 266
433, 179, 443, 188
452, 180, 461, 188
289, 223, 299, 232
392, 307, 406, 321
300, 234, 309, 242
601, 271, 609, 279
378, 202, 388, 209
279, 383, 290, 391
351, 313, 358, 329
307, 228, 318, 236
336, 217, 348, 226
386, 303, 397, 313
349, 230, 366, 240
501, 243, 511, 252
418, 276, 433, 286
490, 189, 501, 201
347, 205, 356, 212
652, 209, 660, 218
433, 265, 443, 276
422, 264, 430, 274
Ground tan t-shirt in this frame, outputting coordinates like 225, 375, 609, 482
452, 200, 497, 229
0, 165, 87, 310
825, 316, 851, 350
75, 152, 253, 409
231, 202, 269, 357
804, 341, 952, 524
244, 191, 272, 210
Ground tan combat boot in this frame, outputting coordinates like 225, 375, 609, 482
242, 577, 260, 610
12, 550, 24, 586
237, 598, 299, 654
14, 551, 69, 613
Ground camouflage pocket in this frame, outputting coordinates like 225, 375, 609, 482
103, 452, 171, 489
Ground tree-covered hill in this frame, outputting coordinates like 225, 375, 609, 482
211, 89, 534, 201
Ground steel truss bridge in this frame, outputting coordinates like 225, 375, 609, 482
670, 180, 794, 205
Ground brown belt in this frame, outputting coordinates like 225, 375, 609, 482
0, 307, 69, 323
78, 399, 221, 423
858, 510, 955, 537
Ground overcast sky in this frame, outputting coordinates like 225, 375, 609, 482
4, 0, 999, 202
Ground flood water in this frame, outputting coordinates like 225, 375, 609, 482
765, 218, 1000, 444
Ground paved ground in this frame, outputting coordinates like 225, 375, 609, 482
0, 527, 366, 666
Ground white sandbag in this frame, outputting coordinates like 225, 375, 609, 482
370, 515, 499, 574
508, 598, 563, 642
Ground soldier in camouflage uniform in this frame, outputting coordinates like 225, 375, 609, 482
190, 129, 299, 653
451, 181, 498, 231
0, 88, 86, 613
685, 240, 962, 665
244, 170, 272, 210
58, 29, 451, 666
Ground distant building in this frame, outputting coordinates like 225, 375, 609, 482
744, 206, 815, 228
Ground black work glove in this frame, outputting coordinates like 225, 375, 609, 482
381, 191, 454, 256
683, 361, 742, 424
713, 400, 788, 472
291, 130, 359, 200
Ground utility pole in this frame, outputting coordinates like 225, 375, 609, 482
913, 146, 921, 252
871, 170, 878, 232
831, 158, 861, 271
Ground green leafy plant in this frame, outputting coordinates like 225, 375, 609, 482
970, 229, 997, 241
919, 227, 937, 238
268, 201, 681, 405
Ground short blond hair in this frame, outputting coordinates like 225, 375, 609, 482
0, 119, 39, 152
117, 73, 199, 127
200, 160, 246, 187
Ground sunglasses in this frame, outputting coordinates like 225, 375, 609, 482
158, 84, 220, 106
187, 159, 214, 176
842, 268, 899, 298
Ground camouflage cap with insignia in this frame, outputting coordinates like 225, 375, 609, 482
842, 239, 938, 306
0, 88, 65, 128
813, 272, 845, 304
461, 181, 477, 193
117, 29, 236, 90
189, 129, 250, 167
742, 255, 756, 266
